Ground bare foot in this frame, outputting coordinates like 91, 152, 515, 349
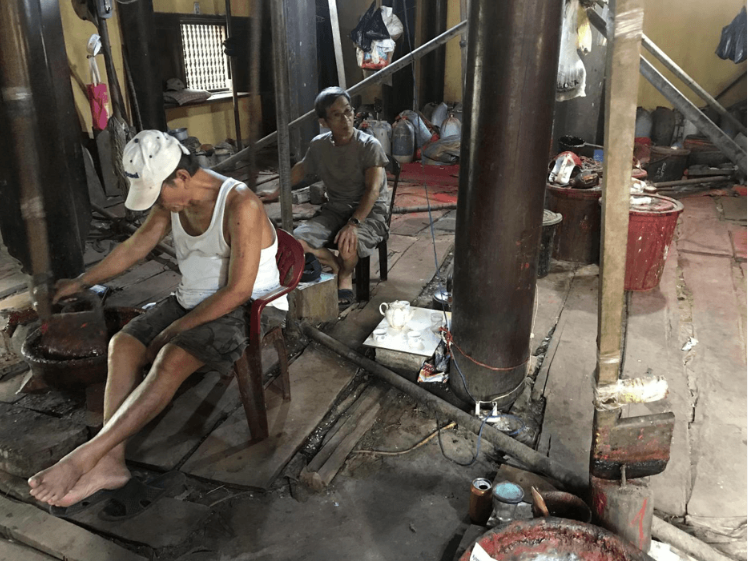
28, 455, 86, 506
54, 454, 130, 508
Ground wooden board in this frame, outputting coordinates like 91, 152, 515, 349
0, 495, 146, 561
67, 497, 209, 550
126, 373, 242, 470
0, 539, 57, 561
181, 345, 357, 489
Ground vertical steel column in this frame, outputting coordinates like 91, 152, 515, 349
0, 0, 88, 306
270, 0, 293, 232
118, 0, 167, 131
449, 0, 563, 407
225, 0, 243, 150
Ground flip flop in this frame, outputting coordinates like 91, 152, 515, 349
49, 487, 118, 518
99, 471, 185, 522
338, 289, 355, 310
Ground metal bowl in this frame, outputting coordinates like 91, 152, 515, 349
460, 518, 654, 561
21, 307, 142, 390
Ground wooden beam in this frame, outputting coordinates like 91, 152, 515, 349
328, 0, 346, 88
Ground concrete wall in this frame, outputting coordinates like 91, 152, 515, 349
638, 0, 747, 110
442, 0, 748, 109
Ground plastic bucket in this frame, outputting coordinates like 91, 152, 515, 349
546, 185, 602, 264
558, 135, 585, 155
537, 210, 562, 278
644, 146, 689, 182
625, 194, 683, 291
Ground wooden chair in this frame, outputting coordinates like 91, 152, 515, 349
232, 228, 304, 441
354, 159, 402, 301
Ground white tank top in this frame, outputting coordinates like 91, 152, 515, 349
171, 178, 288, 311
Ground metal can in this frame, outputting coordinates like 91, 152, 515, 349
469, 478, 493, 525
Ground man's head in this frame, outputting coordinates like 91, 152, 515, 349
314, 87, 353, 143
122, 130, 198, 211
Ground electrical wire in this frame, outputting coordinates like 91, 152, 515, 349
436, 414, 487, 467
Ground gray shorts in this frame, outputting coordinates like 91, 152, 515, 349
293, 201, 388, 258
121, 295, 286, 375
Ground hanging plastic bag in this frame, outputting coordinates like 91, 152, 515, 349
716, 7, 747, 64
354, 6, 402, 70
557, 0, 587, 102
85, 34, 110, 131
350, 2, 390, 52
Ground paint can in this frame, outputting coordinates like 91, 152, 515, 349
469, 478, 493, 525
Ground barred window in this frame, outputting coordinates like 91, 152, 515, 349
180, 23, 230, 92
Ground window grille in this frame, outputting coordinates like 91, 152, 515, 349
181, 23, 229, 91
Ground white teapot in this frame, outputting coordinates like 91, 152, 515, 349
379, 301, 414, 330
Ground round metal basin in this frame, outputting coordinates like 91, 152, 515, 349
21, 307, 142, 390
460, 518, 654, 561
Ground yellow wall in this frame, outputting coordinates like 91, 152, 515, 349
638, 0, 747, 110
443, 0, 747, 109
59, 0, 256, 146
59, 1, 128, 135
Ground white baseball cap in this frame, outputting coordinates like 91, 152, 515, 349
122, 130, 190, 211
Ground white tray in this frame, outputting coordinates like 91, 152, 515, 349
363, 307, 451, 358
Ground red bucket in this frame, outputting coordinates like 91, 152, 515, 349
625, 194, 683, 291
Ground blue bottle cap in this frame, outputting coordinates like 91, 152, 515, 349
492, 481, 525, 504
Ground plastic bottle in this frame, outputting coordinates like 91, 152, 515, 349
399, 110, 431, 148
441, 114, 462, 138
369, 120, 392, 157
392, 118, 415, 164
431, 102, 449, 129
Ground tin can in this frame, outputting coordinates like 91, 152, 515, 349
469, 478, 493, 525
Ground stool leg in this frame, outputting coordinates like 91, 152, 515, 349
356, 256, 370, 301
267, 327, 291, 401
378, 241, 388, 281
234, 340, 269, 441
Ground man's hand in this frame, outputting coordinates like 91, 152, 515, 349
52, 278, 86, 305
146, 321, 184, 363
334, 223, 358, 256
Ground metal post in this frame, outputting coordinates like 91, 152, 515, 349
213, 19, 468, 172
449, 0, 562, 407
270, 0, 293, 232
588, 10, 747, 176
118, 0, 167, 131
459, 0, 468, 95
225, 0, 243, 151
328, 0, 346, 88
641, 35, 746, 136
97, 16, 126, 123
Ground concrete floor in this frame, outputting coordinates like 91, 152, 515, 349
0, 182, 744, 561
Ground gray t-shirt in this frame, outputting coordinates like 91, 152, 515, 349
302, 129, 389, 208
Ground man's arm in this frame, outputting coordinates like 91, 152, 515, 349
334, 166, 384, 255
53, 207, 172, 303
146, 190, 264, 360
257, 161, 307, 203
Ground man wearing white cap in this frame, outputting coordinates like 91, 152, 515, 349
28, 130, 286, 516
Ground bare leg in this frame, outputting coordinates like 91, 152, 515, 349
337, 243, 358, 292
35, 333, 146, 507
29, 343, 203, 506
298, 239, 342, 275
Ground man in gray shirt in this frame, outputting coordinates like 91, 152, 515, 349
262, 87, 389, 306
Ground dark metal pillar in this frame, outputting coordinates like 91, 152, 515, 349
285, 0, 318, 159
0, 0, 89, 298
118, 0, 167, 131
449, 0, 563, 407
418, 0, 447, 107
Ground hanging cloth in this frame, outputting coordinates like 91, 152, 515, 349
85, 34, 110, 131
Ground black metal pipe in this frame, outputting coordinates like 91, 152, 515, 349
419, 0, 448, 107
270, 0, 294, 232
225, 0, 243, 150
450, 0, 563, 407
301, 323, 587, 491
118, 0, 167, 131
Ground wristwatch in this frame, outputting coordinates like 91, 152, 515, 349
348, 217, 361, 227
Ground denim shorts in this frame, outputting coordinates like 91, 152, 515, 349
121, 295, 286, 374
